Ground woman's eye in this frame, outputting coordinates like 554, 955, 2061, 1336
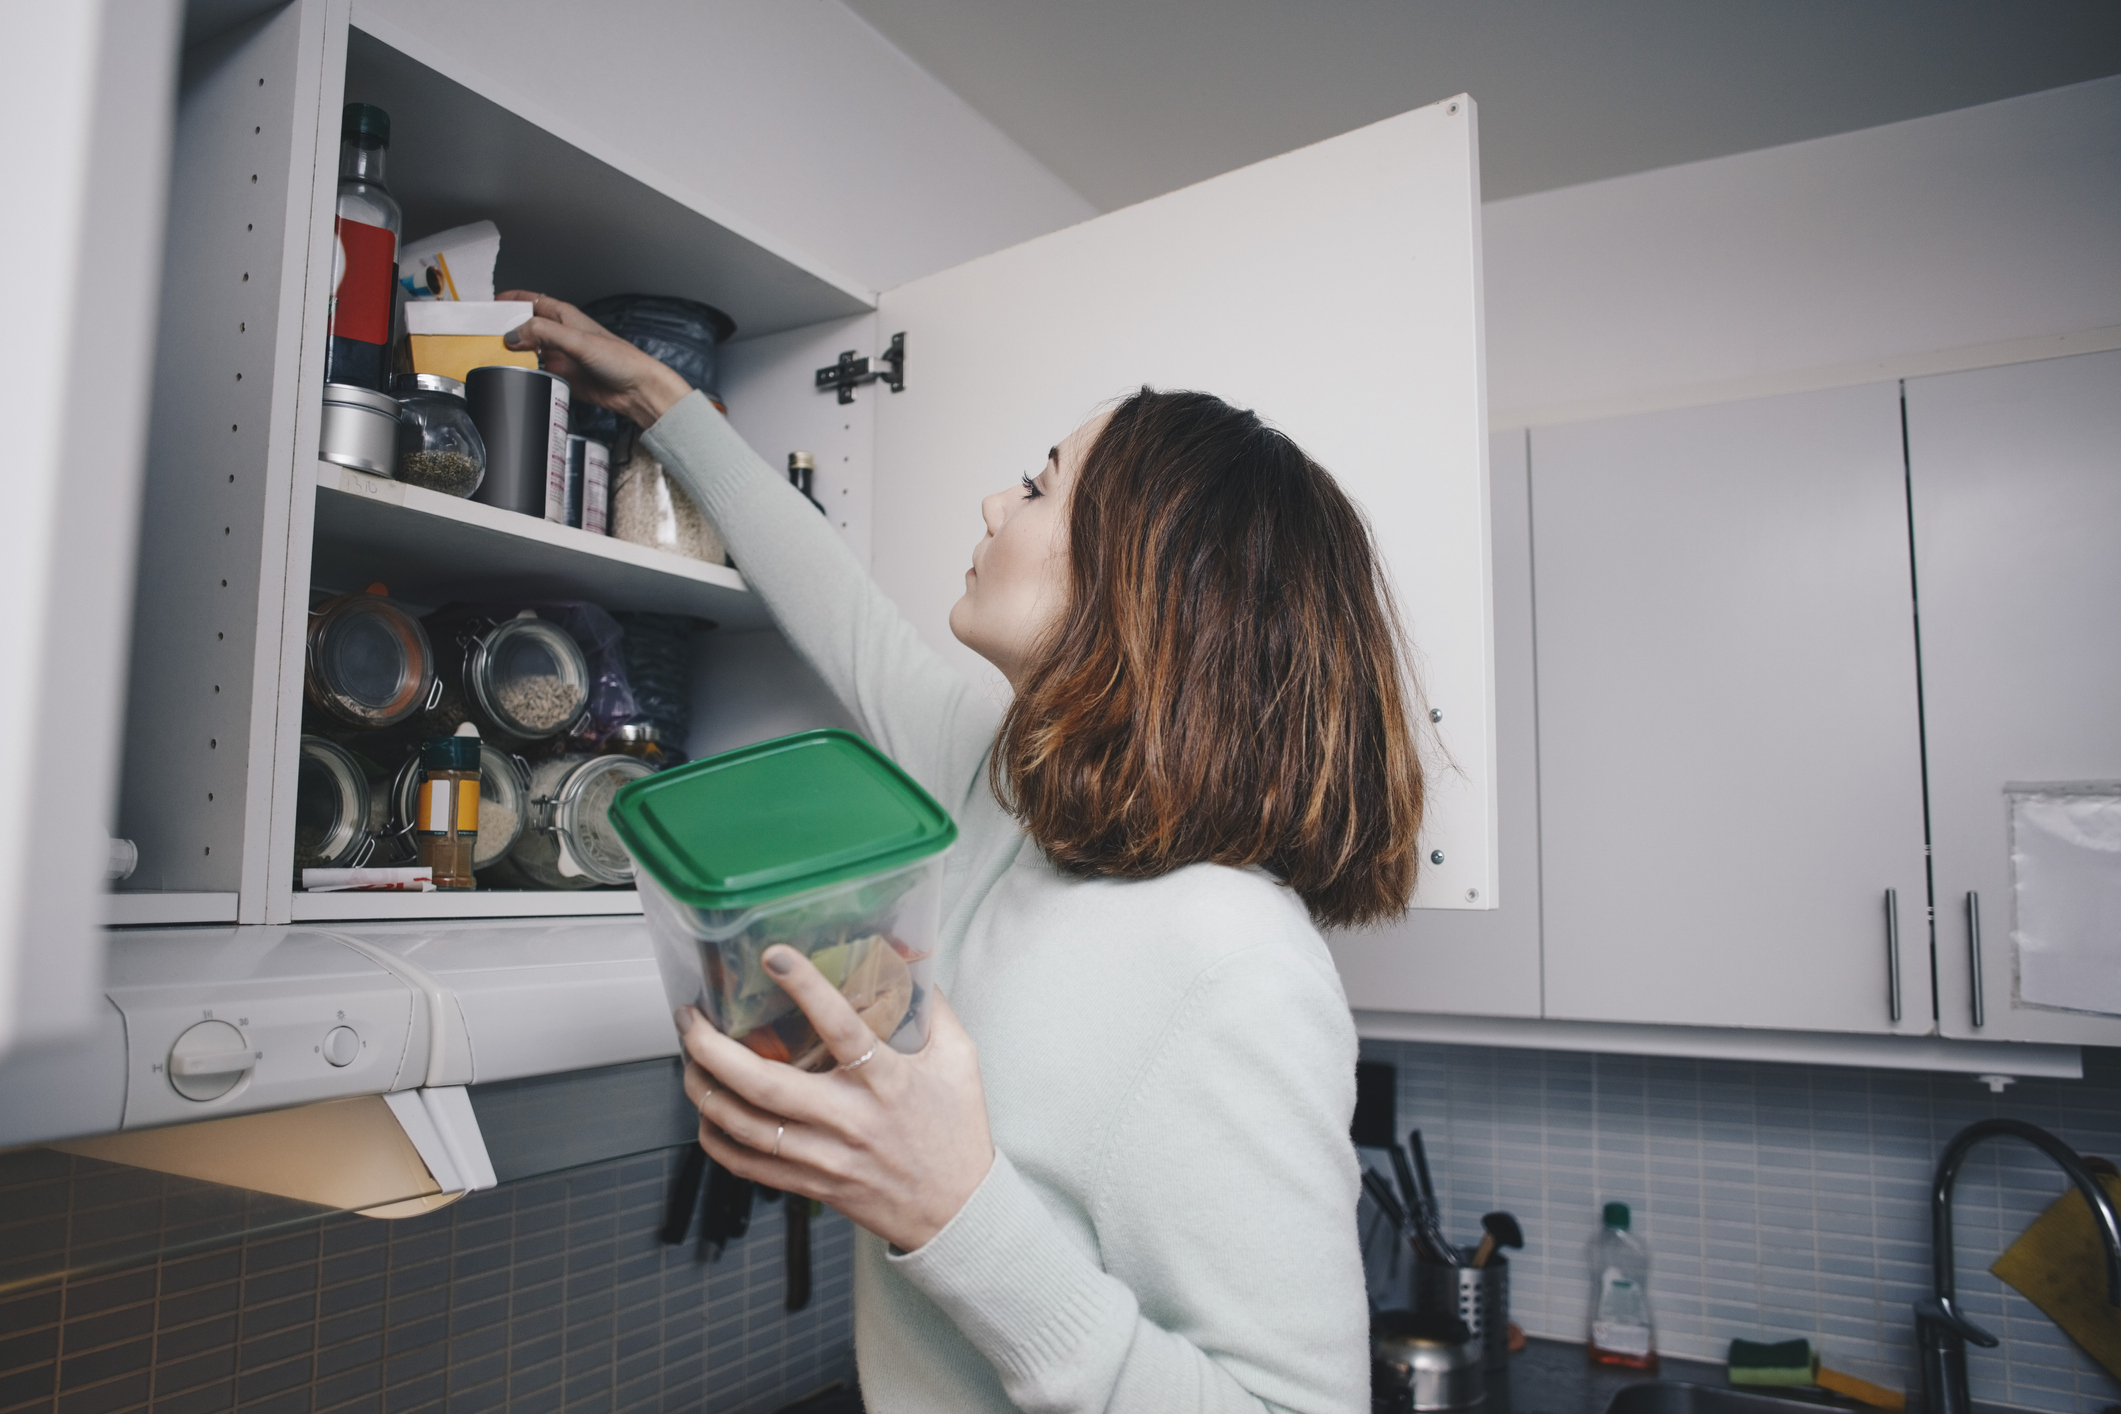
1019, 473, 1044, 501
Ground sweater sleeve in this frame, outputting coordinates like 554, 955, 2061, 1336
640, 390, 1000, 805
889, 940, 1370, 1414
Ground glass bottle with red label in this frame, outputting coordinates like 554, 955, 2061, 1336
326, 103, 401, 392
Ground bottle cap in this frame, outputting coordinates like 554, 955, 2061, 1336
788, 452, 815, 472
422, 734, 480, 771
1603, 1201, 1631, 1230
614, 723, 661, 743
342, 103, 391, 147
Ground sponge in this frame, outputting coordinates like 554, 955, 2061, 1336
1727, 1338, 1815, 1387
1726, 1339, 1906, 1412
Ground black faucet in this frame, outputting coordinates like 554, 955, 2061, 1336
1917, 1117, 2121, 1414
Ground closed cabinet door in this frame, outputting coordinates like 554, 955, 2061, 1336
1910, 350, 2121, 1045
871, 97, 1497, 913
1533, 382, 1931, 1034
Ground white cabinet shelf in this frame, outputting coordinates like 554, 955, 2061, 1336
312, 462, 769, 627
289, 889, 643, 922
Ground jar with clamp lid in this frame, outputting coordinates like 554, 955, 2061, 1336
305, 589, 437, 731
432, 609, 592, 746
392, 373, 485, 497
485, 753, 652, 890
294, 736, 374, 874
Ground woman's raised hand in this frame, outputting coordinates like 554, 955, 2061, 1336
497, 290, 692, 429
677, 947, 995, 1254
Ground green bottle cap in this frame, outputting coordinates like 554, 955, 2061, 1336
1604, 1201, 1631, 1230
421, 734, 479, 771
342, 103, 391, 147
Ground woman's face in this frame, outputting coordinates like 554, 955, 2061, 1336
949, 411, 1110, 687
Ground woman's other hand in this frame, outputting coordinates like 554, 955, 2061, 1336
678, 946, 995, 1253
497, 290, 692, 428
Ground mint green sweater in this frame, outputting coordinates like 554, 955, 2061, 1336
644, 391, 1367, 1414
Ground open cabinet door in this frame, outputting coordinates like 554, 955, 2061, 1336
871, 97, 1493, 912
0, 1, 180, 1058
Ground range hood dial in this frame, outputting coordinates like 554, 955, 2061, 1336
167, 1020, 255, 1101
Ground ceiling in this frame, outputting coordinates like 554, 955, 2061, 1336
839, 0, 2121, 208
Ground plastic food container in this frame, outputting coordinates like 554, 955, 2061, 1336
610, 729, 957, 1071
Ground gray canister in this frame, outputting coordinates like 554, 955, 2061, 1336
319, 382, 400, 476
466, 365, 571, 520
1414, 1250, 1510, 1372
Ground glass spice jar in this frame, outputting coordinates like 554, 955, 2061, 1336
414, 726, 481, 889
393, 373, 486, 497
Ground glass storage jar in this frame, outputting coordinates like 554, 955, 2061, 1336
305, 590, 437, 731
294, 736, 374, 871
432, 610, 592, 745
392, 373, 485, 497
485, 753, 651, 890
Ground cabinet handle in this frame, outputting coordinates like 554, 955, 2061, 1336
1885, 888, 1903, 1023
1967, 891, 1985, 1029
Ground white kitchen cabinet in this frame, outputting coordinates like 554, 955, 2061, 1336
19, 0, 1492, 1145
1910, 349, 2121, 1045
0, 0, 179, 1057
1532, 382, 1933, 1034
1331, 431, 1541, 1015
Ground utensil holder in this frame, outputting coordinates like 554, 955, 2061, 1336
1413, 1248, 1509, 1371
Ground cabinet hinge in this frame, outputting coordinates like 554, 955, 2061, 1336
815, 333, 905, 404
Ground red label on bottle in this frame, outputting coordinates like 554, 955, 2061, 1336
331, 216, 397, 345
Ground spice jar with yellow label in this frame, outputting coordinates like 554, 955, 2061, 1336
416, 724, 481, 889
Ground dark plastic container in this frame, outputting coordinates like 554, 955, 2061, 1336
466, 365, 570, 520
573, 295, 735, 449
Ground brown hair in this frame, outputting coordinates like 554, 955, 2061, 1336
990, 388, 1424, 928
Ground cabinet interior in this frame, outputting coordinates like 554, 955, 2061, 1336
116, 14, 870, 926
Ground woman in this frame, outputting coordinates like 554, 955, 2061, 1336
504, 292, 1425, 1414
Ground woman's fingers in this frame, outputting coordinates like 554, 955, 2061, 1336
763, 946, 898, 1072
676, 1007, 852, 1127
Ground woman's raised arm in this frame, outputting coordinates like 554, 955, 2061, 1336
501, 294, 997, 804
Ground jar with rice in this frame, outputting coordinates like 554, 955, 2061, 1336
424, 608, 592, 748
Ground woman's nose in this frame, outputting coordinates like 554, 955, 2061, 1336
979, 488, 1010, 534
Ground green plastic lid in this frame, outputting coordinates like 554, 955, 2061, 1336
1604, 1201, 1631, 1230
608, 729, 956, 911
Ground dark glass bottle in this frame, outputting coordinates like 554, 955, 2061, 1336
788, 451, 826, 514
325, 103, 402, 392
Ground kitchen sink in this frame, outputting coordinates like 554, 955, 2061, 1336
1606, 1384, 1853, 1414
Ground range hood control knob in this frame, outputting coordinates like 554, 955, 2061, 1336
323, 1026, 360, 1067
167, 1020, 254, 1101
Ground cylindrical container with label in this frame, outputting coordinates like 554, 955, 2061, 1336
415, 727, 481, 890
466, 365, 570, 520
486, 753, 652, 890
566, 435, 611, 533
324, 104, 400, 392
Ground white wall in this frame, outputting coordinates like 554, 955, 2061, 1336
1483, 74, 2121, 424
351, 0, 1096, 297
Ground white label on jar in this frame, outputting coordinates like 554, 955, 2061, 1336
544, 381, 572, 523
583, 441, 610, 535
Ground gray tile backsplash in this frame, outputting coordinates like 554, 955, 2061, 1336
0, 1147, 853, 1414
1361, 1039, 2121, 1414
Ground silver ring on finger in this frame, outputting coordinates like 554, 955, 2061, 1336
839, 1044, 878, 1073
771, 1124, 785, 1159
696, 1085, 713, 1114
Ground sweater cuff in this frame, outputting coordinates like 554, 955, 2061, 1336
889, 1150, 1136, 1384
